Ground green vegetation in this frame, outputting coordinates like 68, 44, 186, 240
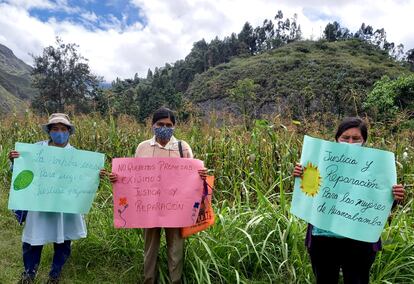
1, 114, 413, 283
187, 39, 411, 120
30, 37, 103, 114
1, 14, 413, 123
0, 84, 26, 113
1, 13, 413, 282
364, 74, 414, 121
98, 19, 413, 123
228, 78, 260, 129
0, 44, 36, 114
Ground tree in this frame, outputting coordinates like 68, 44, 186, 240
224, 33, 240, 57
372, 28, 387, 48
389, 43, 405, 60
254, 19, 274, 52
31, 37, 102, 113
185, 39, 209, 73
207, 37, 225, 67
364, 74, 414, 120
110, 77, 140, 116
273, 11, 301, 47
323, 21, 352, 42
351, 23, 406, 59
406, 49, 414, 71
355, 23, 373, 41
288, 14, 302, 43
238, 22, 257, 54
324, 22, 342, 42
146, 68, 153, 80
274, 10, 285, 47
227, 78, 260, 129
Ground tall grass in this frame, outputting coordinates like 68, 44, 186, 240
0, 113, 413, 283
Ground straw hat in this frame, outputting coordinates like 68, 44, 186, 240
42, 113, 75, 134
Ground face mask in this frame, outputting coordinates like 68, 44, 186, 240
50, 131, 70, 144
153, 126, 174, 141
339, 141, 363, 146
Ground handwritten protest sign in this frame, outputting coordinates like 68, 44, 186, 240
290, 136, 396, 242
112, 157, 204, 228
8, 142, 105, 214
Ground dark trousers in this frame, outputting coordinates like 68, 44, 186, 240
23, 241, 71, 279
309, 236, 377, 284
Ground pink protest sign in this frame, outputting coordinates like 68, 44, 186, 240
112, 157, 204, 228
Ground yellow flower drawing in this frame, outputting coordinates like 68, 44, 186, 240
300, 162, 322, 197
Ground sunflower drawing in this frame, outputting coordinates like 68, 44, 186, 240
300, 162, 322, 197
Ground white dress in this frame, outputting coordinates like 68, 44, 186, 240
22, 141, 87, 245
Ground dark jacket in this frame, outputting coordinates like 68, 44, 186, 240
305, 224, 382, 252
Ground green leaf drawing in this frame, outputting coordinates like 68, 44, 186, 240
13, 170, 34, 191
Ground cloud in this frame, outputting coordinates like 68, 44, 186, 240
2, 0, 56, 10
80, 11, 98, 22
0, 0, 413, 82
0, 3, 56, 61
302, 7, 336, 22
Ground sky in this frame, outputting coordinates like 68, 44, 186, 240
0, 0, 413, 82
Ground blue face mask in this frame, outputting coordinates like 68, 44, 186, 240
339, 141, 363, 146
153, 126, 174, 141
50, 131, 70, 144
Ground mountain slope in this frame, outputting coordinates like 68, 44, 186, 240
186, 39, 412, 118
0, 44, 36, 113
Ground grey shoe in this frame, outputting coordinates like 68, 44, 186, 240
17, 273, 34, 284
46, 277, 60, 284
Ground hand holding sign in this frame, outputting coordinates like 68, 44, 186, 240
9, 150, 20, 160
392, 184, 405, 201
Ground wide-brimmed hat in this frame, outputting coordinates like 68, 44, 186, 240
42, 113, 75, 134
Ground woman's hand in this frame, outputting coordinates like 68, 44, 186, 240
293, 163, 303, 177
99, 169, 118, 183
108, 172, 118, 183
9, 150, 20, 161
99, 169, 107, 180
392, 184, 405, 201
198, 168, 208, 180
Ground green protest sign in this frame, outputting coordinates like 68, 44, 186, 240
8, 142, 105, 214
290, 136, 396, 242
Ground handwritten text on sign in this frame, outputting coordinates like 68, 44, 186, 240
8, 142, 105, 214
290, 136, 396, 242
112, 157, 204, 228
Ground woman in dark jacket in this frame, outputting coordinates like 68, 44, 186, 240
293, 117, 404, 284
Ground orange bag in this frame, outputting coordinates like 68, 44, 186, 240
181, 176, 215, 238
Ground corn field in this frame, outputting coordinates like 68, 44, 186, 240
0, 112, 413, 283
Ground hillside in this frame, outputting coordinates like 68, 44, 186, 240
1, 39, 412, 119
0, 44, 37, 114
186, 39, 412, 118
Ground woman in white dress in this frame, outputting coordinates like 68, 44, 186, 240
9, 113, 104, 284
